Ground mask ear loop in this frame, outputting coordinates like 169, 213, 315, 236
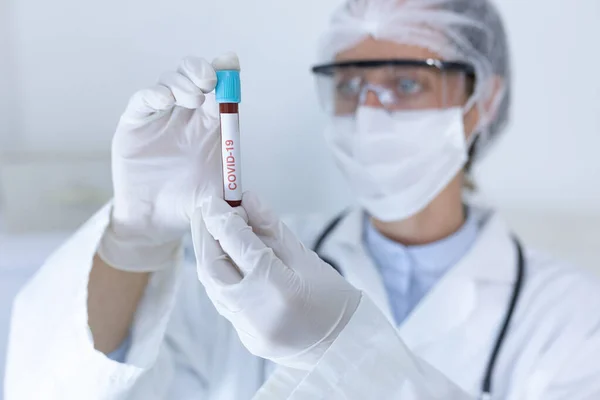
462, 90, 482, 151
461, 94, 481, 193
462, 78, 507, 194
463, 78, 507, 151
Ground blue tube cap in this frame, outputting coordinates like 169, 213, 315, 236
215, 70, 241, 103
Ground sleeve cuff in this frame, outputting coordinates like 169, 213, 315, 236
255, 295, 473, 400
107, 333, 132, 363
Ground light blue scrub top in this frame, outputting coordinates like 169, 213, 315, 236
109, 210, 479, 361
364, 210, 479, 325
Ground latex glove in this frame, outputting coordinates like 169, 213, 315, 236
191, 192, 362, 370
98, 54, 239, 272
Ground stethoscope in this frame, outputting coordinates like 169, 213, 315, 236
312, 212, 526, 400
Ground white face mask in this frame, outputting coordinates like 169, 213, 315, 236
324, 107, 469, 222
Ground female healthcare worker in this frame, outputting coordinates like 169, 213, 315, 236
6, 0, 600, 399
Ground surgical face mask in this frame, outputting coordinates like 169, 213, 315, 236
325, 106, 469, 222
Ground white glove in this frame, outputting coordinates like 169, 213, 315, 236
98, 54, 239, 272
191, 192, 362, 370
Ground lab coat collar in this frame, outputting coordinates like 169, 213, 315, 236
319, 208, 395, 323
326, 205, 518, 284
318, 205, 519, 349
452, 205, 519, 284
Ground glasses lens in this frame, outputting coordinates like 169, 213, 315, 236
315, 63, 470, 116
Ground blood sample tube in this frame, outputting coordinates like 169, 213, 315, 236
214, 55, 242, 207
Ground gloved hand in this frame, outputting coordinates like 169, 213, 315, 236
98, 54, 238, 272
191, 192, 362, 370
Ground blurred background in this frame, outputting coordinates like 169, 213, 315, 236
0, 0, 599, 394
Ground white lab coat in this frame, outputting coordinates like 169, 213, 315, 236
5, 205, 600, 399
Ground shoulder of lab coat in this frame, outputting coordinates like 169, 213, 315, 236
3, 204, 203, 400
511, 248, 600, 398
257, 208, 600, 400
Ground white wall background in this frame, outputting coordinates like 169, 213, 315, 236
476, 0, 600, 214
0, 0, 600, 394
0, 0, 19, 150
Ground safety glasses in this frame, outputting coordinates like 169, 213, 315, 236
312, 59, 475, 116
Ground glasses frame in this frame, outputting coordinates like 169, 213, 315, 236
311, 59, 475, 78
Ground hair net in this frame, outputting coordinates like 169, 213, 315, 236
317, 0, 512, 162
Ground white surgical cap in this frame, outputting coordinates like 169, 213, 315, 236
317, 0, 512, 162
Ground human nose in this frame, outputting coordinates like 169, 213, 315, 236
360, 87, 386, 109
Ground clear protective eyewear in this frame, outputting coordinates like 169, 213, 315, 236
312, 59, 475, 116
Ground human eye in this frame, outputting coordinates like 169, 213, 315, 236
396, 78, 423, 96
335, 76, 363, 98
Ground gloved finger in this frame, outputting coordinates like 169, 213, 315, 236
177, 57, 218, 93
242, 191, 311, 267
121, 84, 176, 122
201, 196, 284, 277
211, 52, 241, 71
158, 71, 206, 109
191, 207, 243, 286
197, 92, 220, 122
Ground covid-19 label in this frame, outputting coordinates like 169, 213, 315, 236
220, 113, 242, 202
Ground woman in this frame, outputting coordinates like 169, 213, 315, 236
6, 0, 600, 399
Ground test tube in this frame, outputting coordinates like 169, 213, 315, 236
214, 55, 242, 207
